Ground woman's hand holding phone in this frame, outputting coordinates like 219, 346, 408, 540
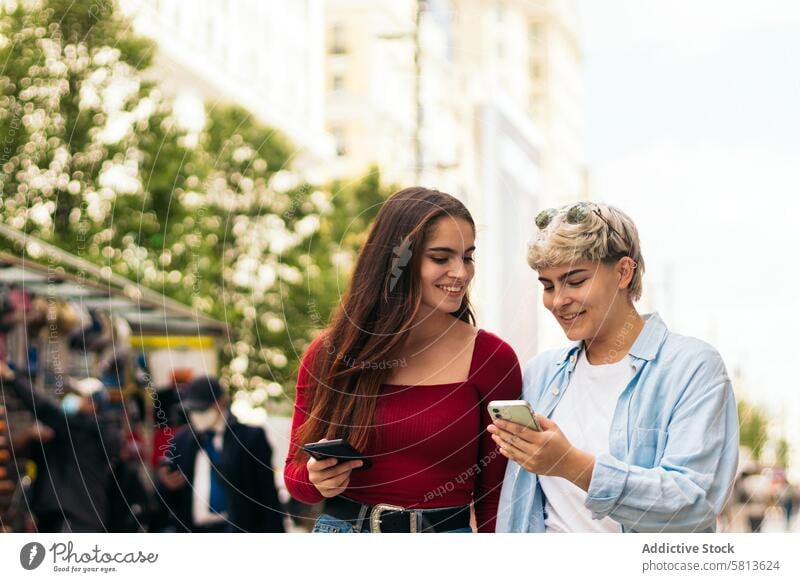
487, 416, 595, 492
306, 438, 364, 498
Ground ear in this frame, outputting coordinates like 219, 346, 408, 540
615, 257, 636, 292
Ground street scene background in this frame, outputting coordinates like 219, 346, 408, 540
0, 0, 797, 533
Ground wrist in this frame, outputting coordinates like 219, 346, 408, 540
563, 448, 595, 491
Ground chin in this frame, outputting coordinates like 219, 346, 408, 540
562, 325, 589, 342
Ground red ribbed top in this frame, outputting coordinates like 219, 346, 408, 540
283, 329, 522, 532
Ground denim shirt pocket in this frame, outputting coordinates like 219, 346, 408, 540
629, 426, 667, 468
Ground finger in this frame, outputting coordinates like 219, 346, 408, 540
310, 461, 350, 483
536, 414, 556, 431
319, 473, 350, 493
307, 456, 339, 471
496, 442, 523, 466
330, 471, 351, 489
493, 419, 529, 440
318, 460, 360, 480
498, 419, 531, 438
490, 425, 528, 446
325, 477, 350, 497
492, 432, 529, 459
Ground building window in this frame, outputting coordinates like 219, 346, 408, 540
529, 21, 542, 45
496, 1, 506, 22
332, 127, 347, 156
330, 24, 347, 54
531, 60, 542, 79
332, 73, 345, 92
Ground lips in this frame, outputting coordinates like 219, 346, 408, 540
558, 310, 586, 324
436, 284, 463, 296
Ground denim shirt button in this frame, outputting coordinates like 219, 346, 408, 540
552, 388, 560, 396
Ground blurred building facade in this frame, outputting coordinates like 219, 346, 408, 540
322, 0, 585, 358
119, 0, 333, 176
323, 0, 416, 185
455, 0, 586, 356
120, 0, 585, 359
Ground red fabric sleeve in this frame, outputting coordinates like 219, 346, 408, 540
282, 336, 327, 504
471, 332, 523, 532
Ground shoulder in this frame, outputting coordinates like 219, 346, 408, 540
469, 329, 522, 397
470, 329, 521, 389
173, 424, 193, 446
656, 332, 728, 378
302, 332, 331, 364
225, 421, 272, 458
231, 421, 268, 443
295, 332, 332, 382
474, 328, 520, 368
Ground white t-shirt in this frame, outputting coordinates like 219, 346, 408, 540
539, 350, 636, 533
192, 422, 229, 526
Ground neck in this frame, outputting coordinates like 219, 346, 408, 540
405, 306, 455, 346
584, 304, 644, 364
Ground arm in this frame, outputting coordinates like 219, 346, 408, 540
9, 423, 55, 455
2, 372, 72, 437
585, 355, 739, 532
473, 339, 523, 532
282, 341, 326, 505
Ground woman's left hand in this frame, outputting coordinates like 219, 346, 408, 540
487, 416, 595, 491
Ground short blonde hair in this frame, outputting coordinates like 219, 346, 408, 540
528, 202, 645, 301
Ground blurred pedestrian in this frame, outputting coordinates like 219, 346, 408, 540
156, 376, 285, 532
778, 478, 796, 531
0, 363, 120, 532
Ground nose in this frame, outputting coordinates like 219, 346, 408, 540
551, 286, 573, 312
448, 259, 470, 282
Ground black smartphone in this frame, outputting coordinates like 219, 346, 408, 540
302, 439, 372, 470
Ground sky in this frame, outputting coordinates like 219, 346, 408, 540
577, 0, 800, 468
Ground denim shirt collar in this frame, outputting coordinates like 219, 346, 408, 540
554, 312, 669, 373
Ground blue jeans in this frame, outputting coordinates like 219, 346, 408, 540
312, 513, 472, 533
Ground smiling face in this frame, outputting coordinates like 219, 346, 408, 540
417, 216, 476, 316
537, 258, 633, 342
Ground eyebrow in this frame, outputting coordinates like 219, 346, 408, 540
538, 269, 589, 283
426, 246, 476, 253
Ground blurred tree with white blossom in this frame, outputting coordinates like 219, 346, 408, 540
0, 0, 391, 404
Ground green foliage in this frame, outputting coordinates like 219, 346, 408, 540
0, 0, 392, 402
775, 438, 790, 470
738, 400, 769, 462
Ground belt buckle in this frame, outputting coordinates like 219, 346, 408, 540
369, 503, 417, 533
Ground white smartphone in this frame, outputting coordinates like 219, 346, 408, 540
487, 400, 541, 431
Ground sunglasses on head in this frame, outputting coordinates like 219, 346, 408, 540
535, 202, 630, 249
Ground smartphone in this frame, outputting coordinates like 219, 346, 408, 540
303, 439, 372, 470
487, 400, 541, 431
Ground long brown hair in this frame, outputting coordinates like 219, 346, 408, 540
294, 187, 476, 457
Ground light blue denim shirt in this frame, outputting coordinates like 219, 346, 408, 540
496, 313, 739, 533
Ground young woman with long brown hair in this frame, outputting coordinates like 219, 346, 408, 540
283, 187, 522, 533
